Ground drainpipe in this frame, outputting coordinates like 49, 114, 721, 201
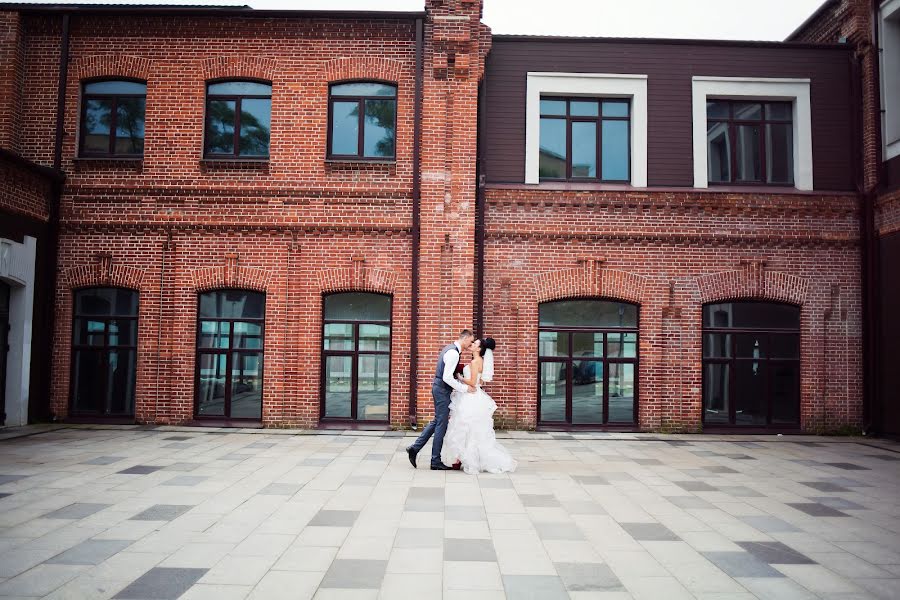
475, 57, 487, 338
409, 17, 423, 428
45, 13, 69, 421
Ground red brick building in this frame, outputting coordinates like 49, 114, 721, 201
0, 0, 889, 434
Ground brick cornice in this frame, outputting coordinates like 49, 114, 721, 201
71, 54, 152, 81
534, 260, 647, 305
201, 55, 278, 82
323, 57, 403, 84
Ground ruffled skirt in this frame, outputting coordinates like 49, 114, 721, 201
440, 388, 517, 475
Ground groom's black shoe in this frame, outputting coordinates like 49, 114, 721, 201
430, 463, 453, 471
406, 446, 418, 469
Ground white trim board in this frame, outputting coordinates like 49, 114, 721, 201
525, 72, 648, 187
691, 76, 814, 191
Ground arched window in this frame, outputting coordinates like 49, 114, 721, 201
79, 80, 146, 157
71, 287, 139, 417
204, 80, 272, 158
328, 82, 397, 159
322, 292, 391, 422
538, 299, 638, 426
702, 302, 800, 427
196, 290, 265, 420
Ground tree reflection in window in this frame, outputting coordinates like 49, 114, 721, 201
204, 81, 271, 158
328, 82, 397, 159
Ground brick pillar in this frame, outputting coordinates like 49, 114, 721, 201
0, 11, 24, 152
416, 0, 491, 423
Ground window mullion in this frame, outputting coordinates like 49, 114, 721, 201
109, 96, 118, 156
234, 97, 241, 158
358, 98, 365, 159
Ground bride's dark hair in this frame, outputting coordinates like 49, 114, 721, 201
478, 337, 496, 357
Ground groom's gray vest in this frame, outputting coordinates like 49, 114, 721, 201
434, 344, 459, 392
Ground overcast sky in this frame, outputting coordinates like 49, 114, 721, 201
5, 0, 827, 41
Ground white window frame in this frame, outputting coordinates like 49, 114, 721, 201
692, 76, 813, 190
880, 0, 900, 160
525, 72, 648, 187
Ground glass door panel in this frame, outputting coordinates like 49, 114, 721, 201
608, 363, 635, 423
734, 361, 767, 425
540, 361, 567, 422
703, 363, 730, 424
324, 355, 353, 418
571, 360, 603, 424
358, 354, 389, 421
197, 353, 227, 416
230, 352, 262, 419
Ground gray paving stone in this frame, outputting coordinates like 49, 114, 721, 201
130, 504, 192, 521
572, 475, 609, 485
444, 538, 497, 561
866, 453, 900, 461
667, 495, 714, 509
47, 539, 132, 565
258, 483, 302, 496
163, 442, 193, 450
117, 465, 163, 475
45, 503, 110, 519
519, 494, 560, 507
503, 575, 569, 600
740, 516, 800, 532
163, 462, 202, 472
561, 501, 607, 515
445, 505, 486, 521
826, 477, 873, 488
620, 522, 680, 541
718, 485, 764, 497
706, 465, 739, 473
394, 528, 443, 548
787, 503, 849, 517
320, 559, 387, 589
309, 510, 358, 527
824, 462, 870, 471
302, 457, 333, 466
809, 496, 868, 510
721, 453, 756, 460
0, 492, 10, 499
674, 480, 717, 492
364, 454, 390, 461
247, 442, 276, 448
219, 453, 252, 461
800, 481, 851, 492
162, 475, 207, 487
634, 458, 662, 465
0, 474, 27, 485
555, 562, 624, 591
703, 551, 786, 577
737, 541, 816, 565
665, 440, 692, 446
164, 436, 193, 441
404, 487, 444, 511
113, 567, 207, 599
533, 522, 585, 541
82, 456, 125, 465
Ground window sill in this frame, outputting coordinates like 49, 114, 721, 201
325, 158, 397, 165
488, 182, 848, 196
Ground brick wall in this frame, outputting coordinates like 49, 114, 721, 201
482, 188, 863, 432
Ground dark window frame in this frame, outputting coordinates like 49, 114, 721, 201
320, 292, 392, 423
203, 79, 272, 160
538, 97, 631, 183
78, 78, 147, 158
326, 80, 398, 161
537, 299, 639, 427
701, 301, 801, 428
706, 100, 794, 186
194, 289, 266, 421
69, 287, 139, 418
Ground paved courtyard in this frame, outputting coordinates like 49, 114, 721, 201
0, 426, 898, 600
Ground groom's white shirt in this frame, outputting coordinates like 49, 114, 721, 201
442, 342, 469, 393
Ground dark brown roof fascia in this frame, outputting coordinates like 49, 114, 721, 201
0, 148, 66, 183
0, 4, 425, 19
492, 33, 848, 51
785, 0, 839, 41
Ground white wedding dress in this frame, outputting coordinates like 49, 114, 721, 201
440, 365, 517, 475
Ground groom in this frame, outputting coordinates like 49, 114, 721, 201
406, 329, 476, 470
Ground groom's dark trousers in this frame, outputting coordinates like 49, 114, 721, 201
410, 381, 451, 468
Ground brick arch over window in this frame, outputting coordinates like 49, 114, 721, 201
318, 266, 398, 295
61, 260, 146, 292
72, 55, 152, 82
533, 263, 647, 306
323, 57, 403, 85
696, 268, 810, 306
191, 261, 271, 293
201, 56, 278, 82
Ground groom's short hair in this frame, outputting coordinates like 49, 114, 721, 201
459, 329, 474, 339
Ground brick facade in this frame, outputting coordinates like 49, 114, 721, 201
0, 0, 874, 432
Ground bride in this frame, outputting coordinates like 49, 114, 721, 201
440, 338, 517, 475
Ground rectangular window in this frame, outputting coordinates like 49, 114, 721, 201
328, 82, 397, 160
706, 100, 793, 185
204, 81, 271, 159
539, 97, 630, 182
79, 80, 146, 158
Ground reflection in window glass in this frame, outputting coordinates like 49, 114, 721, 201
364, 99, 396, 158
539, 118, 566, 179
328, 83, 397, 159
80, 80, 146, 157
204, 81, 271, 158
602, 120, 629, 181
706, 100, 793, 185
571, 121, 597, 178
